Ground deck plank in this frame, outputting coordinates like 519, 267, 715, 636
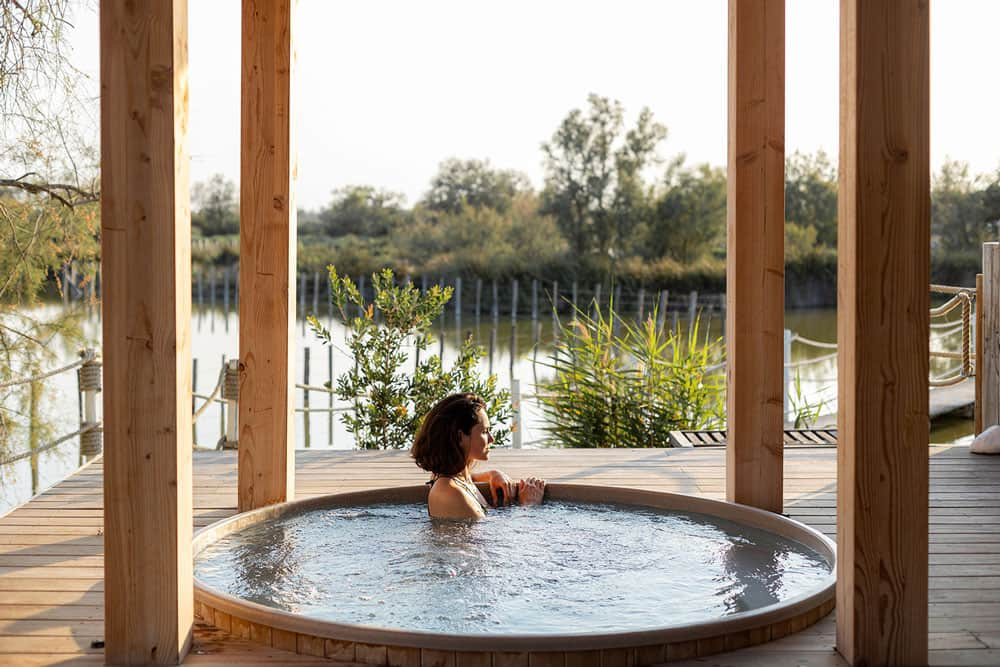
0, 444, 997, 666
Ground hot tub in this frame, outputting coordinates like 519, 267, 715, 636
193, 484, 835, 665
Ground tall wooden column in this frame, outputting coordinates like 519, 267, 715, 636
239, 0, 296, 511
726, 0, 785, 513
100, 0, 193, 663
838, 2, 930, 665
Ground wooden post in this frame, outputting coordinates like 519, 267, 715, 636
658, 290, 668, 332
455, 276, 462, 332
327, 345, 334, 446
637, 286, 645, 322
100, 0, 193, 662
976, 272, 984, 435
303, 347, 310, 449
492, 279, 499, 329
475, 278, 482, 330
838, 2, 930, 664
511, 378, 522, 449
982, 245, 1000, 430
511, 279, 519, 326
725, 0, 785, 513
239, 0, 296, 512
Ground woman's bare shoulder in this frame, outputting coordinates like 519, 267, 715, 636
428, 478, 484, 519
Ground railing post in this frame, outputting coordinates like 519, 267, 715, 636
511, 378, 522, 449
983, 243, 1000, 430
220, 359, 239, 450
79, 349, 103, 459
784, 329, 792, 423
976, 273, 984, 435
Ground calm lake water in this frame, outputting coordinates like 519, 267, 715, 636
0, 297, 973, 515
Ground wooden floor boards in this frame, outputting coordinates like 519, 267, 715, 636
0, 445, 997, 666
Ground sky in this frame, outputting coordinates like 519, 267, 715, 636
70, 1, 1000, 211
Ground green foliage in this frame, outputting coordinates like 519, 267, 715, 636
787, 370, 827, 429
422, 158, 530, 214
309, 267, 511, 450
319, 186, 407, 238
540, 304, 724, 448
541, 94, 667, 260
785, 150, 838, 247
646, 158, 726, 264
932, 159, 998, 254
191, 174, 239, 236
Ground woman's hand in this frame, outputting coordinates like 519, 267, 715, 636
487, 470, 517, 507
518, 477, 545, 506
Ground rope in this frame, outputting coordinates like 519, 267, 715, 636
785, 351, 839, 368
962, 295, 972, 377
929, 294, 965, 318
296, 383, 335, 393
0, 349, 96, 390
193, 366, 226, 420
929, 373, 969, 388
930, 284, 976, 296
790, 334, 838, 350
0, 423, 99, 466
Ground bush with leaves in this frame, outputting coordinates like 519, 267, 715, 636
540, 303, 724, 448
308, 267, 511, 450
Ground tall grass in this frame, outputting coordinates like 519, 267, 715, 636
539, 303, 725, 448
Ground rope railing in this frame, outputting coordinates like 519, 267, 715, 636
0, 349, 96, 390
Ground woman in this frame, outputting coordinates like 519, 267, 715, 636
412, 393, 545, 519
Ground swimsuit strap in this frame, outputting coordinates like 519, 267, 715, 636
433, 474, 490, 510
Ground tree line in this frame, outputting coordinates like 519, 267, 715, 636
191, 94, 1000, 298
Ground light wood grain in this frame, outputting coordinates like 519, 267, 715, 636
982, 248, 1000, 430
725, 0, 786, 513
837, 2, 931, 664
238, 0, 297, 512
99, 0, 193, 662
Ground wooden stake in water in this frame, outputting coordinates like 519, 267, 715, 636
531, 280, 538, 324
312, 272, 320, 315
613, 285, 622, 336
223, 268, 231, 333
358, 275, 366, 318
637, 286, 645, 322
593, 283, 602, 319
511, 279, 519, 326
489, 327, 496, 375
511, 378, 522, 449
303, 347, 311, 449
572, 281, 578, 313
492, 280, 499, 329
552, 280, 560, 339
658, 290, 669, 332
299, 272, 307, 334
475, 278, 482, 330
328, 346, 334, 447
192, 358, 198, 446
455, 276, 462, 332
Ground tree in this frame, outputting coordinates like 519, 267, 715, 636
541, 94, 666, 260
191, 174, 239, 236
319, 185, 406, 238
645, 158, 726, 264
931, 159, 991, 255
784, 150, 837, 248
422, 158, 530, 214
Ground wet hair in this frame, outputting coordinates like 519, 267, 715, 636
412, 393, 486, 477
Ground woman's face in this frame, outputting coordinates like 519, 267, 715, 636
460, 408, 494, 463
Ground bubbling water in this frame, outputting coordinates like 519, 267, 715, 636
194, 501, 831, 635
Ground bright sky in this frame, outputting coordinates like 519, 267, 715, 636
70, 1, 1000, 210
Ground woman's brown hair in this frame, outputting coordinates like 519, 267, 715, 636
411, 393, 486, 477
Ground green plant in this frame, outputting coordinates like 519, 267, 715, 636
308, 267, 510, 450
539, 303, 724, 448
787, 370, 827, 429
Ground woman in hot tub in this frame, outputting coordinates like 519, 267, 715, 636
411, 393, 545, 519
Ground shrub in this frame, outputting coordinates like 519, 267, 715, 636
309, 267, 510, 450
539, 303, 724, 448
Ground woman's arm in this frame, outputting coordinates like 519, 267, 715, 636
471, 469, 517, 507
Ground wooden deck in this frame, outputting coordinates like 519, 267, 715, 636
1, 445, 998, 666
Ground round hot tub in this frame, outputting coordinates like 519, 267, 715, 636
193, 485, 835, 665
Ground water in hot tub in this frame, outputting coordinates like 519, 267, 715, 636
194, 501, 832, 635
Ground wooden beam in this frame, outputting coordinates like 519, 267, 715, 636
239, 0, 296, 511
982, 246, 1000, 430
725, 0, 785, 513
100, 0, 193, 663
837, 1, 930, 664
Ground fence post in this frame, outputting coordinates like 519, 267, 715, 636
475, 278, 482, 330
220, 359, 239, 450
192, 358, 198, 445
511, 378, 522, 449
455, 276, 462, 332
637, 286, 645, 322
983, 243, 1000, 430
658, 290, 669, 332
79, 349, 103, 459
783, 329, 793, 424
976, 273, 984, 435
